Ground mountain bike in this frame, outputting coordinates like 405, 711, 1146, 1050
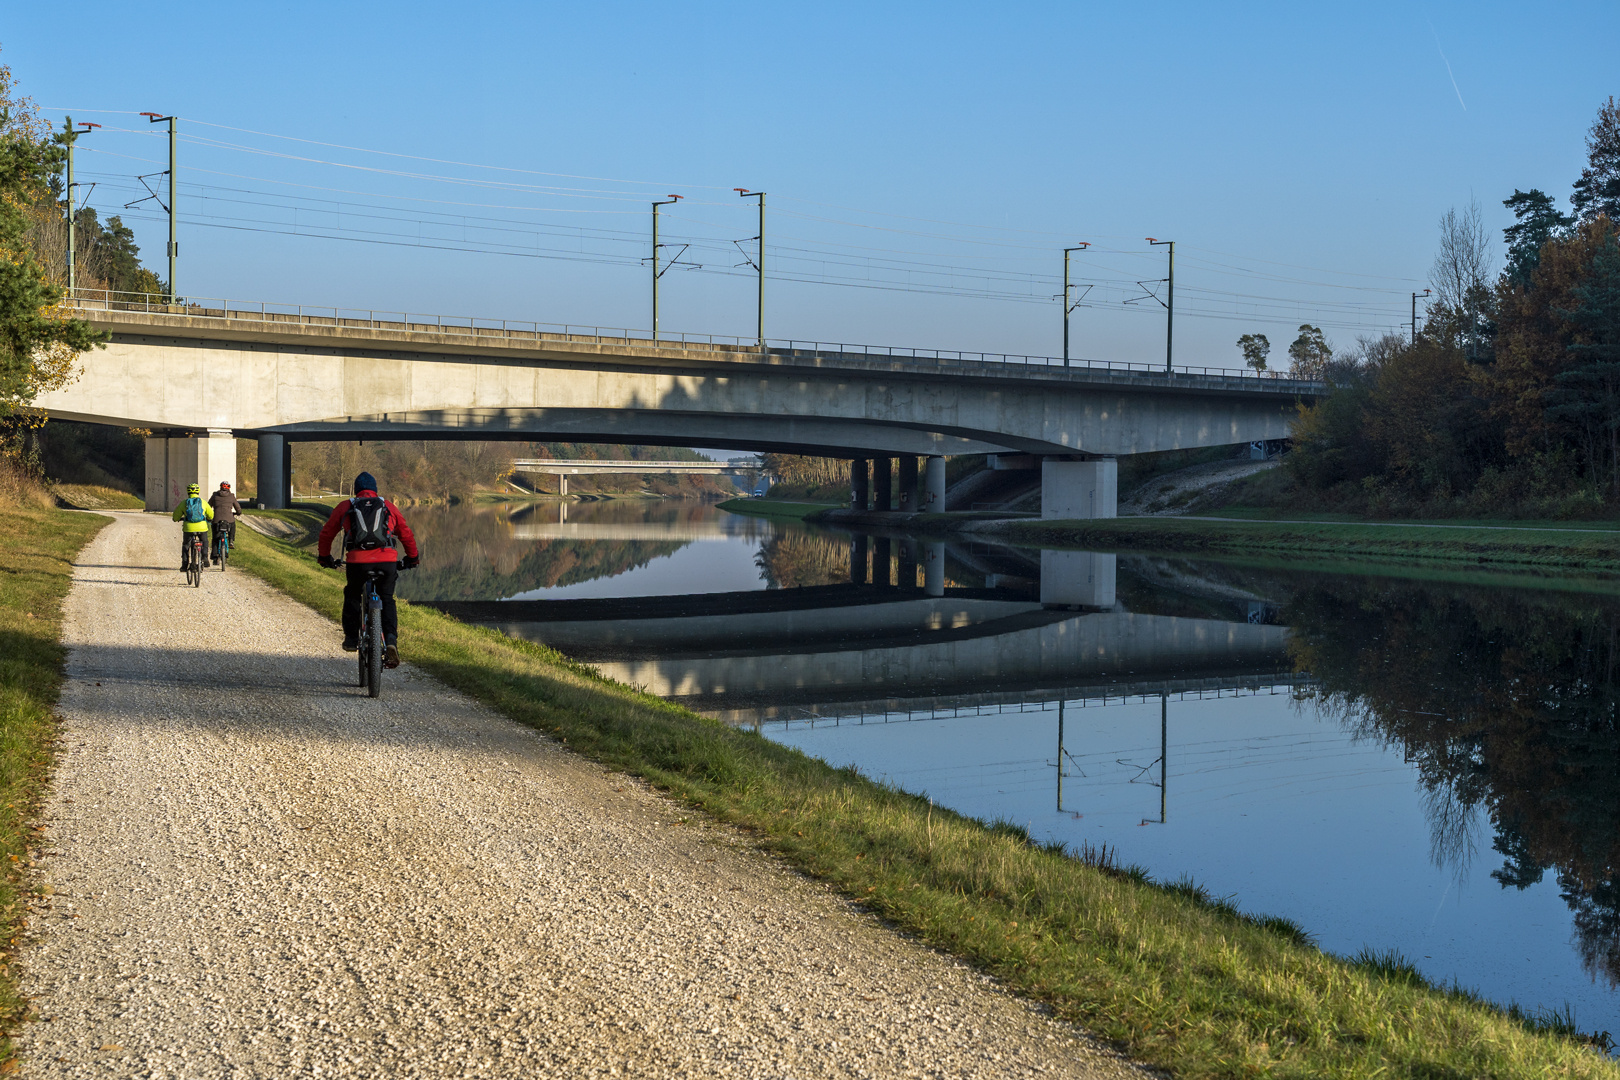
212, 522, 232, 571
184, 533, 205, 588
330, 560, 412, 698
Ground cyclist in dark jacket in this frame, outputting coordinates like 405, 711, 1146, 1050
208, 482, 242, 559
316, 472, 420, 668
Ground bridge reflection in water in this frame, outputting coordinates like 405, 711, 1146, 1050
428, 544, 1301, 820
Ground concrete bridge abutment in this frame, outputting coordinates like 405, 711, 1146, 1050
144, 430, 238, 512
1040, 458, 1118, 521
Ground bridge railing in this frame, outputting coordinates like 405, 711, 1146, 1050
61, 288, 1314, 386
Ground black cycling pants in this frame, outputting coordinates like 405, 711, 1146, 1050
180, 531, 208, 563
343, 561, 399, 645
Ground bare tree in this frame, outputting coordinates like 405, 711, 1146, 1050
1430, 200, 1495, 311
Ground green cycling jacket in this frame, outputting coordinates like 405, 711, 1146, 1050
171, 498, 215, 533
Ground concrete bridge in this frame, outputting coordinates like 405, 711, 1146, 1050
37, 296, 1319, 514
509, 456, 764, 496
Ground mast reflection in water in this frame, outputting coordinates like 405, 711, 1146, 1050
410, 500, 1620, 1032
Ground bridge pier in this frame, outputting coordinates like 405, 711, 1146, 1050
924, 541, 946, 597
923, 456, 946, 513
898, 456, 918, 511
559, 475, 567, 498
254, 433, 290, 509
145, 430, 238, 511
1041, 458, 1117, 520
1040, 551, 1117, 608
850, 534, 869, 584
873, 537, 893, 586
872, 457, 892, 511
850, 459, 869, 511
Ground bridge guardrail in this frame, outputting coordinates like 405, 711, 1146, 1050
60, 288, 1318, 387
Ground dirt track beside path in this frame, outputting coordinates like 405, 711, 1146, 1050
17, 512, 1137, 1079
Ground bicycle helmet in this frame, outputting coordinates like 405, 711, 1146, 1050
187, 483, 201, 495
220, 481, 231, 490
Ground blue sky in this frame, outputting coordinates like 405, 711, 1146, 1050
5, 1, 1614, 367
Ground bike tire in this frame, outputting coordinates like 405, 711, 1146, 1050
366, 595, 384, 698
187, 540, 201, 587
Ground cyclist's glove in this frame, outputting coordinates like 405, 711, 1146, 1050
401, 555, 421, 570
317, 554, 338, 569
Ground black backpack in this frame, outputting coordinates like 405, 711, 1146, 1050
345, 495, 395, 552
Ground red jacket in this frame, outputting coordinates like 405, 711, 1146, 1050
318, 491, 419, 565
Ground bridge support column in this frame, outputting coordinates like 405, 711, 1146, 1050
873, 537, 892, 586
1041, 458, 1117, 520
145, 431, 238, 511
872, 457, 892, 511
850, 534, 869, 584
923, 456, 946, 513
897, 538, 918, 588
897, 456, 919, 511
850, 459, 869, 511
559, 475, 568, 498
924, 541, 946, 597
256, 433, 289, 509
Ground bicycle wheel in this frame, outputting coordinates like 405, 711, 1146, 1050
217, 536, 229, 571
187, 539, 201, 587
365, 592, 384, 698
357, 606, 369, 688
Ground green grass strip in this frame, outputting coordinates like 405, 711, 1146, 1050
985, 517, 1620, 578
230, 525, 1617, 1079
0, 505, 111, 1061
715, 498, 836, 521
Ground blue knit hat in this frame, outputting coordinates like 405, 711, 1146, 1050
354, 471, 378, 494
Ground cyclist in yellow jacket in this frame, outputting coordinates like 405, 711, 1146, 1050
171, 483, 215, 570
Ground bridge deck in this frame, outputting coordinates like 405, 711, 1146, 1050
65, 295, 1322, 397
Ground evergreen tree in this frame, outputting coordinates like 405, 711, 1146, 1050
1286, 324, 1332, 379
1573, 96, 1620, 224
1237, 332, 1270, 372
1502, 189, 1573, 286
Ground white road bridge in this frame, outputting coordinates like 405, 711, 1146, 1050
508, 457, 764, 496
37, 293, 1319, 514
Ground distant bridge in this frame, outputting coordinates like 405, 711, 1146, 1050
37, 293, 1319, 514
509, 456, 764, 496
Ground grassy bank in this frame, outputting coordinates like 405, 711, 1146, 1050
0, 505, 111, 1061
716, 497, 836, 521
50, 485, 143, 511
230, 524, 1615, 1078
979, 515, 1620, 577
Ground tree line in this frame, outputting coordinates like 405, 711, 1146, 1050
1251, 97, 1620, 518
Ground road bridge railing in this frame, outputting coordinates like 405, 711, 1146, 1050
61, 288, 1321, 391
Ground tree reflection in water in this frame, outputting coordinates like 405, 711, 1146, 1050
1286, 581, 1620, 986
398, 503, 689, 601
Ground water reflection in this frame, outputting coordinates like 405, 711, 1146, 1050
405, 500, 1620, 1028
1288, 581, 1620, 991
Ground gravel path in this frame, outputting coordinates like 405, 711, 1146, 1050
17, 512, 1141, 1079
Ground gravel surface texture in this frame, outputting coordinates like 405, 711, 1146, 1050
18, 512, 1141, 1078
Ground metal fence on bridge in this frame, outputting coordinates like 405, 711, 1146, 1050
62, 288, 1317, 386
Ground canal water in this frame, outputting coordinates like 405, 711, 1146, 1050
402, 498, 1620, 1034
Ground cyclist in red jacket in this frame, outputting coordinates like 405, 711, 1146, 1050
317, 471, 420, 668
